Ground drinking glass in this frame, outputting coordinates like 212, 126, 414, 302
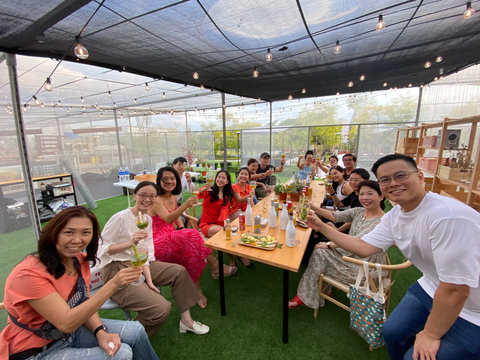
299, 203, 311, 221
206, 172, 214, 189
249, 180, 257, 191
130, 242, 148, 285
262, 199, 268, 212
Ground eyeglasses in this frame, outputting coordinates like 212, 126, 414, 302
136, 194, 157, 200
343, 158, 354, 162
377, 170, 418, 186
348, 178, 362, 183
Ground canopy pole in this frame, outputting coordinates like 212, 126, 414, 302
128, 116, 136, 171
6, 53, 41, 240
355, 125, 361, 158
269, 102, 273, 156
414, 87, 423, 128
307, 126, 310, 152
113, 109, 123, 168
164, 133, 170, 166
146, 117, 152, 173
221, 92, 228, 170
185, 111, 189, 154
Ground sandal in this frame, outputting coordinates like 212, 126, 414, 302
238, 256, 255, 269
211, 265, 237, 279
288, 295, 305, 309
197, 291, 208, 309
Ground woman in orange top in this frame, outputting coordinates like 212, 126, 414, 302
198, 170, 252, 272
0, 206, 158, 360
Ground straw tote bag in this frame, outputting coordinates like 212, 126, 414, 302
348, 261, 386, 349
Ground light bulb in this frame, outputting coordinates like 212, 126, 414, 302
360, 75, 365, 81
33, 96, 40, 105
162, 92, 166, 99
464, 2, 475, 18
41, 103, 44, 107
241, 103, 245, 109
288, 95, 293, 101
193, 72, 199, 80
108, 91, 111, 98
44, 77, 53, 92
257, 98, 261, 101
200, 84, 204, 91
348, 81, 353, 87
434, 77, 438, 81
114, 102, 117, 108
436, 56, 443, 63
253, 67, 259, 78
408, 83, 412, 87
376, 14, 385, 31
383, 82, 388, 87
74, 41, 89, 60
334, 40, 341, 54
424, 61, 431, 68
145, 82, 150, 91
81, 96, 84, 102
266, 48, 272, 62
302, 88, 306, 94
134, 97, 137, 103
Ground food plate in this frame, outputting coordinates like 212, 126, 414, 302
238, 232, 278, 251
296, 220, 309, 228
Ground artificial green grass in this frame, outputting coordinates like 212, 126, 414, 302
0, 193, 422, 360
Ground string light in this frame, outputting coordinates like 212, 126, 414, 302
348, 81, 354, 87
436, 56, 443, 63
288, 95, 293, 101
383, 82, 388, 87
408, 83, 412, 87
376, 15, 385, 31
193, 72, 199, 80
162, 92, 166, 99
81, 96, 84, 103
33, 96, 40, 105
266, 48, 272, 62
108, 91, 112, 98
334, 40, 341, 54
434, 77, 439, 81
145, 83, 150, 91
241, 103, 245, 109
74, 36, 89, 59
200, 84, 204, 91
134, 97, 137, 103
44, 77, 53, 92
253, 67, 259, 78
360, 75, 365, 81
302, 88, 306, 94
464, 2, 475, 18
424, 61, 431, 68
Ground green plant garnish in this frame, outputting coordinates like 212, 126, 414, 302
132, 244, 140, 261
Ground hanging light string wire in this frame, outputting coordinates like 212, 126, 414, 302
27, 0, 107, 104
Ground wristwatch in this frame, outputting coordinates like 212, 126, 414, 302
326, 242, 332, 249
94, 324, 108, 337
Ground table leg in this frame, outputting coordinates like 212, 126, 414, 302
218, 250, 226, 316
283, 269, 289, 343
127, 188, 131, 208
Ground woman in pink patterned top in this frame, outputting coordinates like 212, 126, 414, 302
148, 166, 227, 309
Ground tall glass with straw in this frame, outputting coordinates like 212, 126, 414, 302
131, 211, 149, 285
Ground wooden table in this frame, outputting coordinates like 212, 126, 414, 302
204, 180, 325, 343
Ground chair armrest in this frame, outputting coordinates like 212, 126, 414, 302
342, 255, 412, 270
183, 212, 199, 223
0, 302, 5, 310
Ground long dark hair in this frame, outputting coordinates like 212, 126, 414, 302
134, 180, 159, 195
38, 206, 100, 279
210, 170, 234, 206
358, 180, 385, 210
156, 166, 182, 195
330, 165, 348, 181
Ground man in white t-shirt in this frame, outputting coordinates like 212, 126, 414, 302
305, 154, 480, 360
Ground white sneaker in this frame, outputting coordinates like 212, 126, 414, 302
179, 320, 210, 335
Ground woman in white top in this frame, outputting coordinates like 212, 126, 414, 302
98, 181, 210, 337
328, 165, 352, 201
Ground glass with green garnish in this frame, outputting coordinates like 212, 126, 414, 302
130, 242, 148, 285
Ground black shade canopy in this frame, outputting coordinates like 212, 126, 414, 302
1, 0, 480, 101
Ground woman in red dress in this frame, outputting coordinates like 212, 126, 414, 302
230, 167, 257, 269
198, 170, 252, 270
148, 166, 226, 309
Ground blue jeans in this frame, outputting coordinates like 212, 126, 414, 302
252, 196, 259, 205
31, 319, 159, 360
383, 282, 480, 360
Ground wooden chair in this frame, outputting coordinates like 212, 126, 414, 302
314, 254, 412, 318
314, 254, 411, 351
0, 302, 4, 310
184, 206, 200, 231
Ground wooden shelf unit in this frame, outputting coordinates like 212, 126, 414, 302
396, 116, 480, 211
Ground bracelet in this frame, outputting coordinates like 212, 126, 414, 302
177, 227, 185, 231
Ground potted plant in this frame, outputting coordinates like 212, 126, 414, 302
288, 178, 305, 202
196, 174, 206, 184
274, 184, 287, 201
